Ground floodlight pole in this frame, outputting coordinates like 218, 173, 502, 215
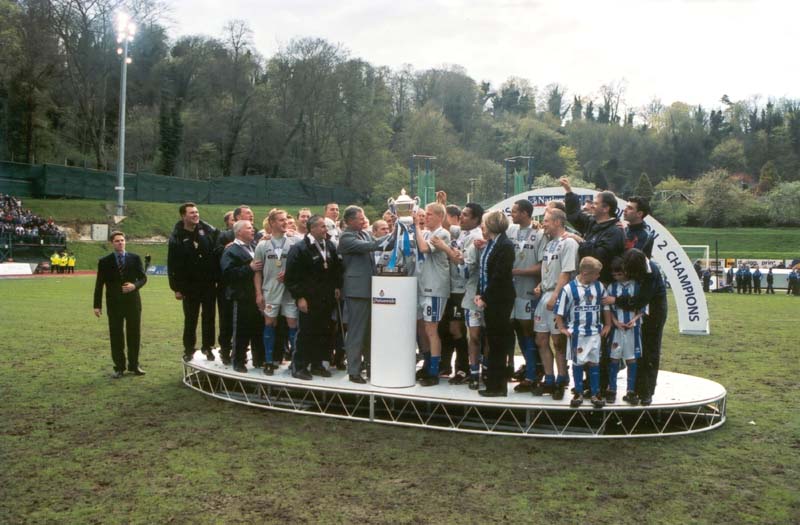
115, 37, 129, 217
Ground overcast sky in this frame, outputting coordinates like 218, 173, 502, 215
166, 0, 799, 111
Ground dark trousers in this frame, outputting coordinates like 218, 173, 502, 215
766, 282, 774, 294
182, 287, 216, 354
753, 282, 761, 294
636, 295, 667, 398
294, 302, 334, 370
231, 299, 264, 369
484, 302, 515, 392
108, 306, 141, 372
217, 286, 233, 357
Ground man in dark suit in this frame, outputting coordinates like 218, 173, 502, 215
285, 215, 343, 377
216, 206, 253, 364
338, 205, 392, 384
220, 219, 264, 373
93, 231, 148, 378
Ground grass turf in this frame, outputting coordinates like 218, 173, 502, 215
0, 276, 798, 524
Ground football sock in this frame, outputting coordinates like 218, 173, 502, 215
470, 363, 480, 377
556, 374, 569, 386
572, 364, 584, 395
422, 351, 431, 372
429, 356, 441, 377
521, 336, 537, 381
263, 325, 276, 363
609, 360, 620, 392
544, 374, 555, 386
627, 361, 638, 392
589, 365, 600, 396
287, 327, 298, 361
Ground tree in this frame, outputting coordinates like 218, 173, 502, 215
709, 138, 746, 174
757, 160, 778, 194
765, 181, 800, 225
692, 169, 749, 227
634, 172, 654, 199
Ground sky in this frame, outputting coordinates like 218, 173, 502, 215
166, 0, 800, 112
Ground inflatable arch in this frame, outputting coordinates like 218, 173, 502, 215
490, 187, 710, 336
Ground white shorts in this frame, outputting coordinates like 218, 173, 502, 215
464, 308, 484, 328
418, 296, 447, 323
511, 297, 536, 321
568, 332, 601, 366
609, 326, 642, 360
263, 300, 298, 319
533, 291, 559, 334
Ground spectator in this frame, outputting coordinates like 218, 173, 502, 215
0, 194, 65, 244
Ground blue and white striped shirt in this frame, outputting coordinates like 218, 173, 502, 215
554, 278, 608, 336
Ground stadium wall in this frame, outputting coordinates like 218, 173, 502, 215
0, 162, 362, 205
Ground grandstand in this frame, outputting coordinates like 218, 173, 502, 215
0, 194, 66, 263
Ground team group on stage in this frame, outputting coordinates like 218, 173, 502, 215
94, 176, 668, 407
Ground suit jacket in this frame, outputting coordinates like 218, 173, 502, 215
483, 233, 515, 307
93, 251, 147, 312
220, 242, 256, 302
338, 229, 390, 298
285, 235, 343, 308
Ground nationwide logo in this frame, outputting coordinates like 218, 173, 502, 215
373, 295, 396, 305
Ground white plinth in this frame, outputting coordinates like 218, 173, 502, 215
370, 275, 417, 388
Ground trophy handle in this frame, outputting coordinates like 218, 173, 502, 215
387, 197, 396, 215
413, 196, 421, 211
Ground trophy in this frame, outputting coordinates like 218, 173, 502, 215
387, 188, 420, 226
381, 189, 421, 275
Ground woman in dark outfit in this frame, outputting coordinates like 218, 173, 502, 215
474, 210, 516, 397
602, 248, 667, 406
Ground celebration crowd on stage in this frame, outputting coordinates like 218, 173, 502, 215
98, 178, 671, 407
0, 193, 65, 244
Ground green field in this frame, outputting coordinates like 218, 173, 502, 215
1, 275, 797, 524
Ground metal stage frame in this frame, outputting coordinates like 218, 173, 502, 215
183, 355, 726, 439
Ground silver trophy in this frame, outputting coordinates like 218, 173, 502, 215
382, 189, 421, 275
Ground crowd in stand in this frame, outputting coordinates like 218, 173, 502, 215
0, 193, 65, 244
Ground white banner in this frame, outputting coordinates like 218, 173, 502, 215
490, 187, 710, 336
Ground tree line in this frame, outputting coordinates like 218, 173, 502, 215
1, 0, 799, 225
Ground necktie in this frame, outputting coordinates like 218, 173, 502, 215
117, 253, 125, 277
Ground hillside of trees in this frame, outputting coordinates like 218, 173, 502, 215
1, 0, 799, 225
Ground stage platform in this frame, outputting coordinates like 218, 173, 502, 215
182, 350, 726, 439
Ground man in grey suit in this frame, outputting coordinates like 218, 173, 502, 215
338, 206, 393, 384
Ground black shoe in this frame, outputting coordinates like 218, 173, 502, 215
419, 375, 439, 387
478, 389, 507, 397
252, 361, 264, 369
415, 368, 428, 380
438, 367, 453, 378
513, 379, 534, 393
448, 371, 468, 385
605, 390, 616, 404
622, 391, 639, 405
532, 382, 554, 396
292, 369, 313, 381
203, 349, 215, 361
233, 365, 247, 373
220, 352, 231, 366
468, 375, 480, 390
129, 367, 146, 376
570, 393, 584, 408
310, 366, 332, 378
336, 362, 347, 371
112, 370, 124, 379
263, 363, 277, 376
182, 353, 193, 363
349, 374, 367, 384
551, 383, 566, 401
591, 395, 606, 409
640, 395, 653, 406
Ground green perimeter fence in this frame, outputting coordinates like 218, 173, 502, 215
0, 162, 362, 205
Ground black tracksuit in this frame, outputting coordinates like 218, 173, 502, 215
168, 220, 219, 356
285, 235, 343, 370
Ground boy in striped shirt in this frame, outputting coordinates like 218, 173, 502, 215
554, 256, 611, 408
607, 257, 644, 405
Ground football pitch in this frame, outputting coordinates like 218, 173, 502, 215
1, 275, 798, 524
